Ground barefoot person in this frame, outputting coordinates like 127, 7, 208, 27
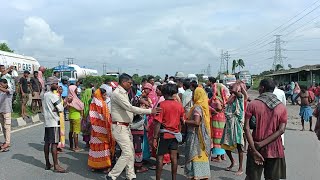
81, 88, 93, 148
88, 88, 115, 173
129, 83, 151, 173
221, 82, 246, 176
19, 70, 30, 119
244, 79, 287, 180
67, 85, 84, 152
184, 87, 211, 180
295, 85, 313, 131
209, 79, 227, 162
43, 77, 66, 173
153, 84, 184, 180
30, 71, 42, 113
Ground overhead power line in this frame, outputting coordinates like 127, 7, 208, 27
229, 0, 320, 53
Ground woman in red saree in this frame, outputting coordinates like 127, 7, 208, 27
88, 88, 115, 173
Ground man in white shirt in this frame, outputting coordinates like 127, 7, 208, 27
43, 77, 66, 173
273, 80, 286, 146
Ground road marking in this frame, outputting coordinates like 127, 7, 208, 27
0, 122, 43, 137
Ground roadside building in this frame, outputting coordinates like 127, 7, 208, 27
266, 64, 320, 86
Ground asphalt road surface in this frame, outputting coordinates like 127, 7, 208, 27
1, 90, 320, 180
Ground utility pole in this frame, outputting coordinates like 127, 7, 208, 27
206, 64, 211, 77
219, 50, 226, 74
272, 35, 286, 70
66, 57, 74, 65
224, 51, 230, 74
103, 63, 107, 74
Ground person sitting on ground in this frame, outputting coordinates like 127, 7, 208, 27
294, 85, 314, 131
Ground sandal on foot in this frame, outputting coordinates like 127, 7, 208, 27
136, 167, 148, 173
73, 148, 83, 152
225, 167, 232, 171
148, 165, 156, 170
54, 168, 67, 173
211, 157, 222, 162
45, 165, 53, 170
0, 148, 9, 152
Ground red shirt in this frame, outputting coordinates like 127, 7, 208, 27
245, 100, 287, 158
154, 100, 184, 139
315, 86, 320, 96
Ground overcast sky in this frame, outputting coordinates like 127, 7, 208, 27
1, 0, 320, 76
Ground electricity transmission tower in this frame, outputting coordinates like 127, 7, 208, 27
224, 51, 230, 74
219, 50, 226, 74
272, 35, 286, 70
66, 57, 74, 65
103, 63, 107, 74
206, 64, 211, 76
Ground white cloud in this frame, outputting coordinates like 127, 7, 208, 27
19, 16, 64, 50
1, 0, 319, 76
0, 40, 8, 44
9, 0, 44, 11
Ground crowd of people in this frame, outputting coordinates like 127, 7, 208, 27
41, 71, 291, 180
2, 64, 320, 179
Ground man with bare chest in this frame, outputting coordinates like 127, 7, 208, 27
295, 85, 313, 131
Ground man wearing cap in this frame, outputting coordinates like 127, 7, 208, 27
19, 70, 30, 119
43, 77, 66, 173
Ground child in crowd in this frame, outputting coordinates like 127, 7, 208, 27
153, 84, 185, 180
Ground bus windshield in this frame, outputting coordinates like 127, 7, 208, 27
60, 71, 72, 78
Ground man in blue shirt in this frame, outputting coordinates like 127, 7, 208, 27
59, 78, 69, 99
59, 77, 69, 121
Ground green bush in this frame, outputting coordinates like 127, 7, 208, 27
12, 94, 35, 118
82, 75, 118, 89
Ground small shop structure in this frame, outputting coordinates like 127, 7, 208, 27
266, 64, 320, 86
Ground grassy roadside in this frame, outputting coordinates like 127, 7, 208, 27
11, 95, 36, 119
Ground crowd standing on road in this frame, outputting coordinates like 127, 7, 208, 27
2, 64, 320, 180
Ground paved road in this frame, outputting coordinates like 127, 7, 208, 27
1, 91, 320, 180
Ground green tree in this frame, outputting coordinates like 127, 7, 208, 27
232, 60, 237, 74
82, 76, 103, 88
196, 74, 204, 83
237, 59, 245, 72
132, 74, 142, 83
275, 64, 284, 71
0, 43, 14, 53
288, 64, 292, 69
44, 68, 53, 78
